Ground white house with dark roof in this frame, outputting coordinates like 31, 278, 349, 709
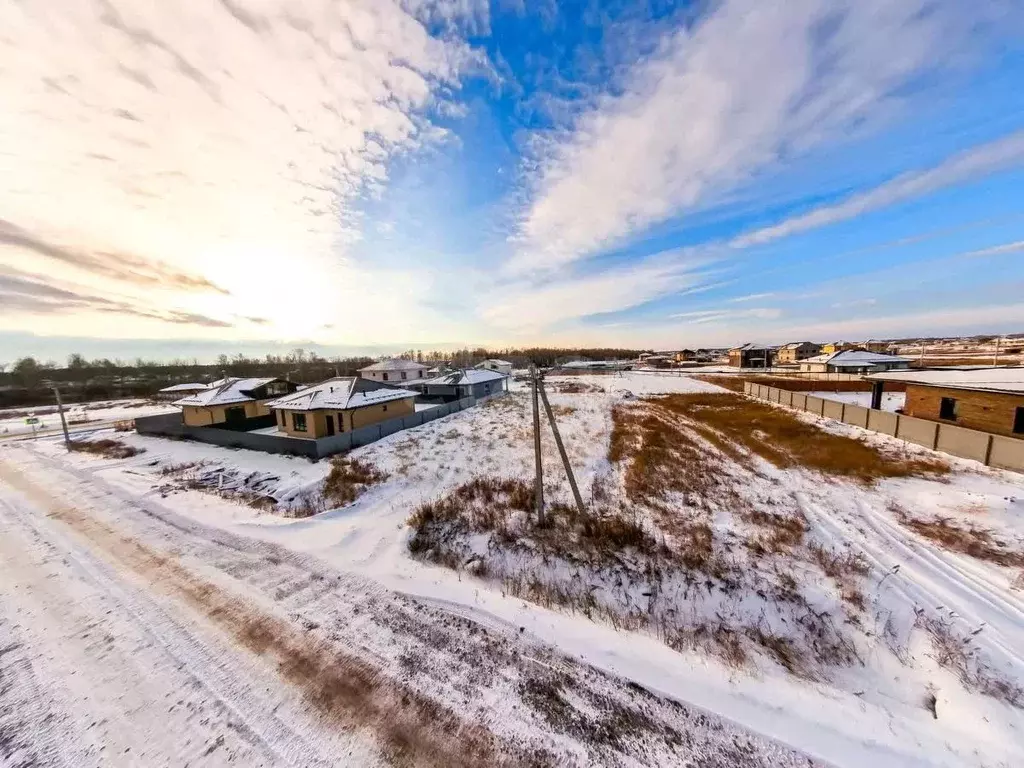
265, 376, 418, 438
799, 350, 911, 375
173, 377, 297, 426
474, 358, 513, 376
420, 368, 508, 401
358, 358, 428, 384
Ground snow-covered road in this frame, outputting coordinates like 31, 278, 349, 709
0, 444, 819, 767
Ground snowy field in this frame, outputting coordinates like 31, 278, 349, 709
2, 371, 1023, 767
0, 398, 176, 436
812, 390, 906, 412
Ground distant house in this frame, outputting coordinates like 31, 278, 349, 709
173, 377, 297, 427
867, 368, 1024, 438
156, 382, 208, 400
729, 343, 772, 369
800, 350, 911, 375
775, 342, 821, 365
475, 359, 513, 376
674, 349, 696, 362
420, 369, 508, 401
858, 340, 890, 353
265, 377, 417, 438
359, 358, 428, 384
821, 341, 855, 355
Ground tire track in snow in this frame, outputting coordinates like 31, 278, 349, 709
0, 487, 348, 768
796, 490, 1024, 672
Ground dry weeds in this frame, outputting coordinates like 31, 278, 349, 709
322, 456, 389, 507
658, 393, 947, 483
893, 509, 1024, 568
68, 438, 144, 459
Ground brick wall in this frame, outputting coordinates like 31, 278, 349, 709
905, 385, 1024, 438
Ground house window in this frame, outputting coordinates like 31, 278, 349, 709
277, 411, 285, 427
382, 404, 388, 412
292, 412, 307, 432
939, 397, 958, 421
383, 372, 389, 381
1014, 407, 1024, 435
401, 371, 407, 380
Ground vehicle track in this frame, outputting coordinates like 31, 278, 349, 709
1, 446, 824, 767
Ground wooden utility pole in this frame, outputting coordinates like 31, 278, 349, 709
52, 385, 71, 452
530, 364, 545, 525
993, 335, 1002, 366
538, 378, 586, 517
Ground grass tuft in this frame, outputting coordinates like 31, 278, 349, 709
322, 457, 388, 507
68, 439, 143, 459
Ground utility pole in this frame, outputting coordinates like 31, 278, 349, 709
530, 364, 545, 526
538, 378, 586, 517
52, 385, 71, 452
993, 335, 1002, 367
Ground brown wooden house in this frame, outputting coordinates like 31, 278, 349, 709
868, 368, 1024, 438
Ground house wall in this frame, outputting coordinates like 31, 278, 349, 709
904, 385, 1024, 438
361, 368, 426, 383
182, 401, 264, 426
274, 397, 416, 438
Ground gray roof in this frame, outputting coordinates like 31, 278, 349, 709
158, 382, 208, 393
422, 368, 507, 386
359, 358, 427, 372
803, 350, 911, 367
731, 343, 771, 352
781, 341, 817, 350
265, 377, 417, 411
173, 377, 278, 407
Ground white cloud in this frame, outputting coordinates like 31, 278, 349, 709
508, 0, 1014, 275
668, 307, 782, 324
732, 131, 1024, 247
727, 292, 775, 303
480, 254, 710, 332
0, 0, 478, 338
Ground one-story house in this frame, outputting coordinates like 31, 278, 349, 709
475, 359, 513, 376
420, 368, 508, 401
174, 377, 297, 426
867, 368, 1024, 438
799, 350, 911, 375
359, 358, 428, 384
264, 377, 418, 438
729, 343, 772, 369
775, 342, 821, 364
156, 382, 209, 400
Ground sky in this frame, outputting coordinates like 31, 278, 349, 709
2, 0, 1024, 363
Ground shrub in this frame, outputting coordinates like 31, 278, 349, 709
68, 439, 143, 459
322, 457, 388, 507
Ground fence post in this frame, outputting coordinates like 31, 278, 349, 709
983, 434, 994, 466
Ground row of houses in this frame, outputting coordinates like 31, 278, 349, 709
159, 358, 511, 437
729, 342, 910, 373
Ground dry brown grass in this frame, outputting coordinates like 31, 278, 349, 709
408, 476, 663, 568
894, 511, 1024, 568
658, 393, 947, 483
741, 509, 808, 555
322, 457, 389, 507
696, 375, 907, 394
916, 611, 1023, 708
68, 438, 144, 459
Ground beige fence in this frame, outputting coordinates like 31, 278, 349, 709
743, 382, 1024, 473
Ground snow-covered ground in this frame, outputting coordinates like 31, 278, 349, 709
812, 390, 907, 412
4, 371, 1023, 767
0, 398, 176, 436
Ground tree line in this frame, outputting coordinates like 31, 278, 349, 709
0, 346, 645, 408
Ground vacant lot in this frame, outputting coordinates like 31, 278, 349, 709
32, 375, 1024, 768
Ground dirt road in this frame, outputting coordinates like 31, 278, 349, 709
0, 446, 820, 767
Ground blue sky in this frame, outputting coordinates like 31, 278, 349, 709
2, 0, 1024, 363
